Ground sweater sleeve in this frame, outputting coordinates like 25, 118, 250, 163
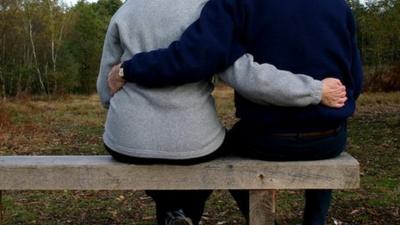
220, 54, 323, 107
122, 0, 246, 87
96, 20, 123, 109
348, 9, 363, 100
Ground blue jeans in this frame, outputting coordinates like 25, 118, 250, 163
227, 120, 347, 225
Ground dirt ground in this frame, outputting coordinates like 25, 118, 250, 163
0, 87, 399, 225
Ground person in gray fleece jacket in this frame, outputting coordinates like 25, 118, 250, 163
97, 0, 346, 224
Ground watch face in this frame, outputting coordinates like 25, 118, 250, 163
119, 68, 124, 78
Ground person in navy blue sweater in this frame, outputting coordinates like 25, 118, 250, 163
113, 0, 363, 224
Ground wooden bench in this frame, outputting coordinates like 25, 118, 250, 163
0, 152, 359, 225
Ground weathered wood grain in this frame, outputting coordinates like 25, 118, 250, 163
249, 190, 276, 225
0, 153, 359, 190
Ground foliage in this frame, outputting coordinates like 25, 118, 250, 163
0, 0, 399, 97
0, 0, 122, 97
351, 0, 400, 67
349, 0, 400, 91
364, 64, 400, 91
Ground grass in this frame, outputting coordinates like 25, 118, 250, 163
0, 87, 399, 225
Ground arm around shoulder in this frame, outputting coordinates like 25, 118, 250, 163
220, 54, 323, 107
122, 0, 247, 87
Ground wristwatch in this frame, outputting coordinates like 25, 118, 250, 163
118, 65, 125, 79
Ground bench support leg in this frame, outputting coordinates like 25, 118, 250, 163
249, 190, 276, 225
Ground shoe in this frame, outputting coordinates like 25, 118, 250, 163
165, 209, 194, 225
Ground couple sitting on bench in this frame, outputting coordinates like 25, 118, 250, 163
96, 0, 363, 224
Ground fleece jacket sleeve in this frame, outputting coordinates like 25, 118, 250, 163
220, 54, 323, 107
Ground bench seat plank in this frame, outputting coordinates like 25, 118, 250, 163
0, 153, 359, 190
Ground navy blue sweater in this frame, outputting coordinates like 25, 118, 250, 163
122, 0, 363, 131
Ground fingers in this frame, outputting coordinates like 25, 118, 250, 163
107, 63, 125, 95
335, 96, 347, 107
109, 85, 121, 95
108, 77, 119, 95
322, 78, 345, 91
333, 83, 346, 91
108, 80, 125, 95
329, 84, 346, 96
328, 78, 343, 85
322, 77, 342, 85
327, 95, 348, 108
321, 88, 347, 108
325, 81, 346, 95
321, 77, 348, 108
339, 96, 347, 105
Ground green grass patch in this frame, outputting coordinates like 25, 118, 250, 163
1, 91, 399, 224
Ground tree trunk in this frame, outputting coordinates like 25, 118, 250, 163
0, 71, 5, 100
0, 32, 6, 99
28, 19, 47, 95
48, 0, 57, 74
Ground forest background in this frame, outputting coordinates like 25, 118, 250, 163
0, 0, 400, 98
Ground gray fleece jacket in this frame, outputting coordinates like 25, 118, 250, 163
97, 0, 322, 159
